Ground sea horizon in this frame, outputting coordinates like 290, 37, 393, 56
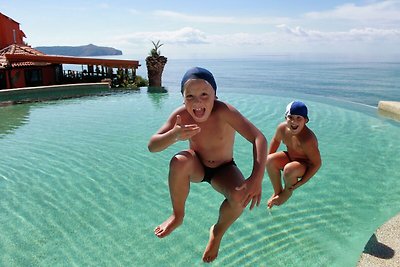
129, 56, 400, 108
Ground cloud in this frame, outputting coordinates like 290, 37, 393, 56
276, 24, 309, 37
276, 24, 400, 42
304, 0, 400, 24
153, 10, 291, 25
128, 9, 139, 15
108, 3, 400, 57
113, 24, 400, 53
98, 3, 110, 9
114, 27, 209, 45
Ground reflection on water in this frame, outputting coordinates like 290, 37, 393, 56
0, 104, 31, 136
146, 86, 169, 109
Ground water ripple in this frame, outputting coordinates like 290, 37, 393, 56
0, 92, 399, 266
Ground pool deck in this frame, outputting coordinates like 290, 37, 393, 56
378, 101, 400, 121
357, 213, 400, 267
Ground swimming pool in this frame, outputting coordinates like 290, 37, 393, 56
0, 90, 399, 266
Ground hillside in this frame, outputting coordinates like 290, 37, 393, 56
35, 44, 122, 56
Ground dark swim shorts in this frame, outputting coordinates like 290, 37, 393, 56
201, 159, 236, 184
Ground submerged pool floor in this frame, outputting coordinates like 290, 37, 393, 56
0, 91, 399, 266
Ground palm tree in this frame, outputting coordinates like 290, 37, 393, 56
146, 40, 167, 87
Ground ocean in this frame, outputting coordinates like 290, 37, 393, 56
136, 57, 400, 107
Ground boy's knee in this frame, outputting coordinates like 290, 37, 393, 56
266, 156, 282, 175
283, 163, 302, 180
265, 155, 275, 169
169, 152, 194, 171
283, 162, 305, 178
170, 154, 187, 168
282, 165, 293, 178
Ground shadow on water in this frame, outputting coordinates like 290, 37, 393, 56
146, 86, 169, 109
0, 104, 31, 136
363, 234, 395, 259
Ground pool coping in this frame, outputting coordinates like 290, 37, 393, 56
0, 82, 111, 106
378, 101, 400, 121
357, 212, 400, 266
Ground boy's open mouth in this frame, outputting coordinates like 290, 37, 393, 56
193, 107, 206, 118
290, 125, 299, 130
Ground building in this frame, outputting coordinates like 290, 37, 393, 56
0, 12, 25, 48
0, 12, 140, 90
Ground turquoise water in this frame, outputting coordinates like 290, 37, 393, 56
1, 90, 399, 266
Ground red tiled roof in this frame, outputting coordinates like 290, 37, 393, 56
0, 44, 50, 68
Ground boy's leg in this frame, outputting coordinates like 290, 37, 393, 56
202, 165, 246, 263
266, 152, 289, 208
154, 150, 204, 238
269, 161, 306, 207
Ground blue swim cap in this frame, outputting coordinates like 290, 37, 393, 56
285, 101, 308, 120
181, 67, 217, 94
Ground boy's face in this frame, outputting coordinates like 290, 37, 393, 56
183, 79, 216, 123
285, 115, 307, 134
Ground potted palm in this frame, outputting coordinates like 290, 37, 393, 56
146, 40, 167, 87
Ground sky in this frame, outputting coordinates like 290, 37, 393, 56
2, 0, 400, 59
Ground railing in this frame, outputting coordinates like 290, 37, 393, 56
61, 69, 115, 84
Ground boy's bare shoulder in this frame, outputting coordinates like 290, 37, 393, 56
213, 100, 237, 115
213, 100, 230, 109
172, 105, 187, 114
302, 127, 319, 146
166, 105, 192, 124
171, 105, 190, 117
278, 122, 287, 128
277, 122, 287, 132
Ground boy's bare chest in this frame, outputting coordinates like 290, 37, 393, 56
192, 123, 226, 143
283, 135, 303, 153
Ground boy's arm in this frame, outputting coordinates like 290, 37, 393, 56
268, 123, 284, 155
224, 104, 268, 210
291, 138, 322, 190
148, 111, 200, 153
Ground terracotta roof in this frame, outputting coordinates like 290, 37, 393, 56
0, 44, 50, 68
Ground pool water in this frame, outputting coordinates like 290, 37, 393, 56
0, 90, 399, 266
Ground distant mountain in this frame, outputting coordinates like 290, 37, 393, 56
35, 44, 122, 56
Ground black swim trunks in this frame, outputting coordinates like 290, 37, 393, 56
201, 159, 237, 184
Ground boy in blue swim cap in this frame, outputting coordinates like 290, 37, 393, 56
148, 67, 267, 262
266, 101, 321, 209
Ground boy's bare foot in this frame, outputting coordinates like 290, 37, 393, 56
202, 225, 222, 263
267, 189, 292, 209
154, 214, 183, 238
267, 194, 279, 209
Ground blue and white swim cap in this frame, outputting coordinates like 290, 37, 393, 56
285, 101, 308, 119
181, 67, 217, 94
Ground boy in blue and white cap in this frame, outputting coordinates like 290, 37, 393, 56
266, 101, 321, 209
148, 67, 267, 262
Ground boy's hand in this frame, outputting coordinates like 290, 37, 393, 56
173, 115, 201, 141
235, 177, 262, 210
